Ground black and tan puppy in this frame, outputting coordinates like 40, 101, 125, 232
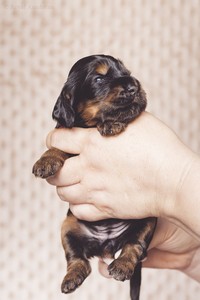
33, 55, 157, 300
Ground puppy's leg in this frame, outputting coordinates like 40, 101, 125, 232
107, 243, 144, 281
108, 217, 157, 281
61, 257, 91, 294
61, 213, 91, 294
32, 148, 69, 178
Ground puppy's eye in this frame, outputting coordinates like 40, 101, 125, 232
95, 76, 104, 83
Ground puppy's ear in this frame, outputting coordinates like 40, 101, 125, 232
52, 85, 75, 128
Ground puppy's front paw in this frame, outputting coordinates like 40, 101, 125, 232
108, 257, 136, 281
97, 121, 126, 136
32, 156, 64, 178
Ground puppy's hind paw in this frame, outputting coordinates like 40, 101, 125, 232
108, 257, 136, 281
61, 273, 84, 294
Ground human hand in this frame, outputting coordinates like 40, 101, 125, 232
98, 218, 200, 283
46, 112, 200, 239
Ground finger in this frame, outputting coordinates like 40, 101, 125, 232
98, 259, 112, 278
56, 184, 87, 204
46, 127, 93, 154
70, 204, 109, 221
47, 156, 82, 186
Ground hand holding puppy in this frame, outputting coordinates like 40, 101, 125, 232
46, 112, 200, 283
47, 112, 200, 238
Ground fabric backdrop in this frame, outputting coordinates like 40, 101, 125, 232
1, 1, 200, 299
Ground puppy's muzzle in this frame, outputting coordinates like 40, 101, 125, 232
112, 77, 138, 106
120, 83, 138, 97
114, 77, 138, 95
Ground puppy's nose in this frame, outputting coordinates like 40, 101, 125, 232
125, 83, 138, 93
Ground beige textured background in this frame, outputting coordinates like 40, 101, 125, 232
1, 0, 200, 299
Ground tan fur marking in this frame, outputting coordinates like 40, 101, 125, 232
103, 87, 122, 103
82, 103, 99, 119
61, 214, 80, 251
138, 220, 156, 242
77, 87, 124, 126
41, 148, 68, 161
96, 63, 109, 75
77, 101, 100, 126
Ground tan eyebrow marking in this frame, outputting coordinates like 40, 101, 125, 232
95, 63, 109, 75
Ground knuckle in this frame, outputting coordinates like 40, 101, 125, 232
46, 130, 57, 149
56, 186, 66, 201
70, 205, 83, 219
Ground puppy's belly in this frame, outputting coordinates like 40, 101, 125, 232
77, 219, 134, 259
79, 220, 130, 242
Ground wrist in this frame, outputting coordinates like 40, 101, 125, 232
181, 246, 200, 283
164, 149, 200, 239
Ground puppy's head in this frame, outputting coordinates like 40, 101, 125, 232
53, 54, 147, 128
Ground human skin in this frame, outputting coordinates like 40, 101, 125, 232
46, 112, 200, 282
